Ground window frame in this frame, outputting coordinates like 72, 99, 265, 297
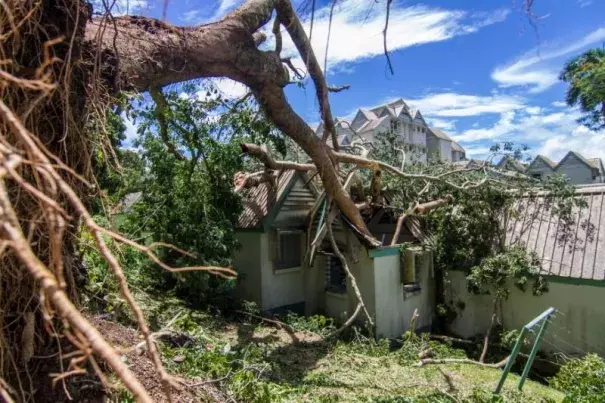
275, 230, 304, 271
325, 254, 347, 294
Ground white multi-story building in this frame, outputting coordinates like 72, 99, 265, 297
316, 98, 464, 164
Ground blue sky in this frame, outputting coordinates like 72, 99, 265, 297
111, 0, 605, 163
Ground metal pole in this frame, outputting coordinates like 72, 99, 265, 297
495, 327, 527, 394
518, 316, 551, 391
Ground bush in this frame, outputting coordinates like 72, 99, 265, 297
551, 354, 605, 402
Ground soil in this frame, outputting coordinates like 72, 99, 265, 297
34, 315, 229, 403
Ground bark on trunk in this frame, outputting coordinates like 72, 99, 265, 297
85, 0, 371, 235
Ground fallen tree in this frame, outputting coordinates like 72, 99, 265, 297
0, 0, 562, 401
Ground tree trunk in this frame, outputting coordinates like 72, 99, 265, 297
85, 0, 371, 235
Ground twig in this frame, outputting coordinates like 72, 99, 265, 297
326, 202, 373, 326
415, 357, 509, 368
382, 0, 394, 75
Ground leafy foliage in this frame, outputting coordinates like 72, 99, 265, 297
551, 354, 605, 402
560, 48, 605, 130
466, 246, 548, 301
84, 81, 286, 311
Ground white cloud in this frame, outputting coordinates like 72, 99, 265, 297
182, 9, 202, 22
121, 112, 139, 147
407, 92, 525, 117
203, 78, 249, 100
271, 0, 509, 73
427, 118, 456, 131
92, 0, 148, 16
552, 101, 567, 108
538, 130, 605, 161
492, 27, 605, 92
463, 145, 493, 159
210, 0, 243, 21
578, 0, 593, 7
453, 106, 589, 144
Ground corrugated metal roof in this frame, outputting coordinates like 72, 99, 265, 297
237, 170, 297, 229
507, 186, 605, 281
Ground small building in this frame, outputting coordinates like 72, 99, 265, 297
446, 185, 605, 356
526, 151, 604, 184
233, 170, 434, 338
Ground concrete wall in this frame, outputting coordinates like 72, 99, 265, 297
373, 248, 434, 338
556, 154, 594, 184
446, 270, 605, 355
234, 231, 306, 312
259, 232, 305, 311
426, 132, 440, 161
233, 232, 263, 305
319, 241, 376, 321
452, 150, 465, 162
439, 140, 452, 162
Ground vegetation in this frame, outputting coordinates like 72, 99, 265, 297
551, 354, 605, 402
560, 48, 605, 130
0, 0, 600, 401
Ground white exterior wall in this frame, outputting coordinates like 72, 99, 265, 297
556, 154, 595, 184
321, 235, 377, 323
234, 232, 306, 312
446, 270, 605, 355
439, 140, 452, 162
259, 232, 305, 311
234, 232, 263, 304
452, 151, 465, 162
373, 248, 434, 338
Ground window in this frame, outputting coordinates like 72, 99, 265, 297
276, 231, 303, 270
532, 173, 541, 179
401, 250, 424, 286
326, 255, 347, 293
390, 120, 400, 133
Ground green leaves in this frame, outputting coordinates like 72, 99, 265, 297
466, 246, 547, 301
551, 354, 605, 402
560, 48, 605, 131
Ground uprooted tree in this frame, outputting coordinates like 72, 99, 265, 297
0, 0, 559, 401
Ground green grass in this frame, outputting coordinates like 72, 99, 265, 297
107, 291, 564, 402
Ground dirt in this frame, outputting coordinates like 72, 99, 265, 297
34, 315, 230, 403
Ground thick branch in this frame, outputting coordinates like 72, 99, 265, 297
149, 87, 186, 161
391, 196, 453, 246
274, 0, 338, 149
240, 143, 316, 171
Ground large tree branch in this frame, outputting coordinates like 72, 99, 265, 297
87, 0, 375, 239
274, 0, 338, 149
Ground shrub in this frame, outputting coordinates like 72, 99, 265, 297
551, 354, 605, 402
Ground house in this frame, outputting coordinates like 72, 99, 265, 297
233, 170, 435, 338
315, 98, 465, 164
446, 185, 605, 356
526, 151, 604, 184
496, 155, 527, 174
426, 128, 453, 162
